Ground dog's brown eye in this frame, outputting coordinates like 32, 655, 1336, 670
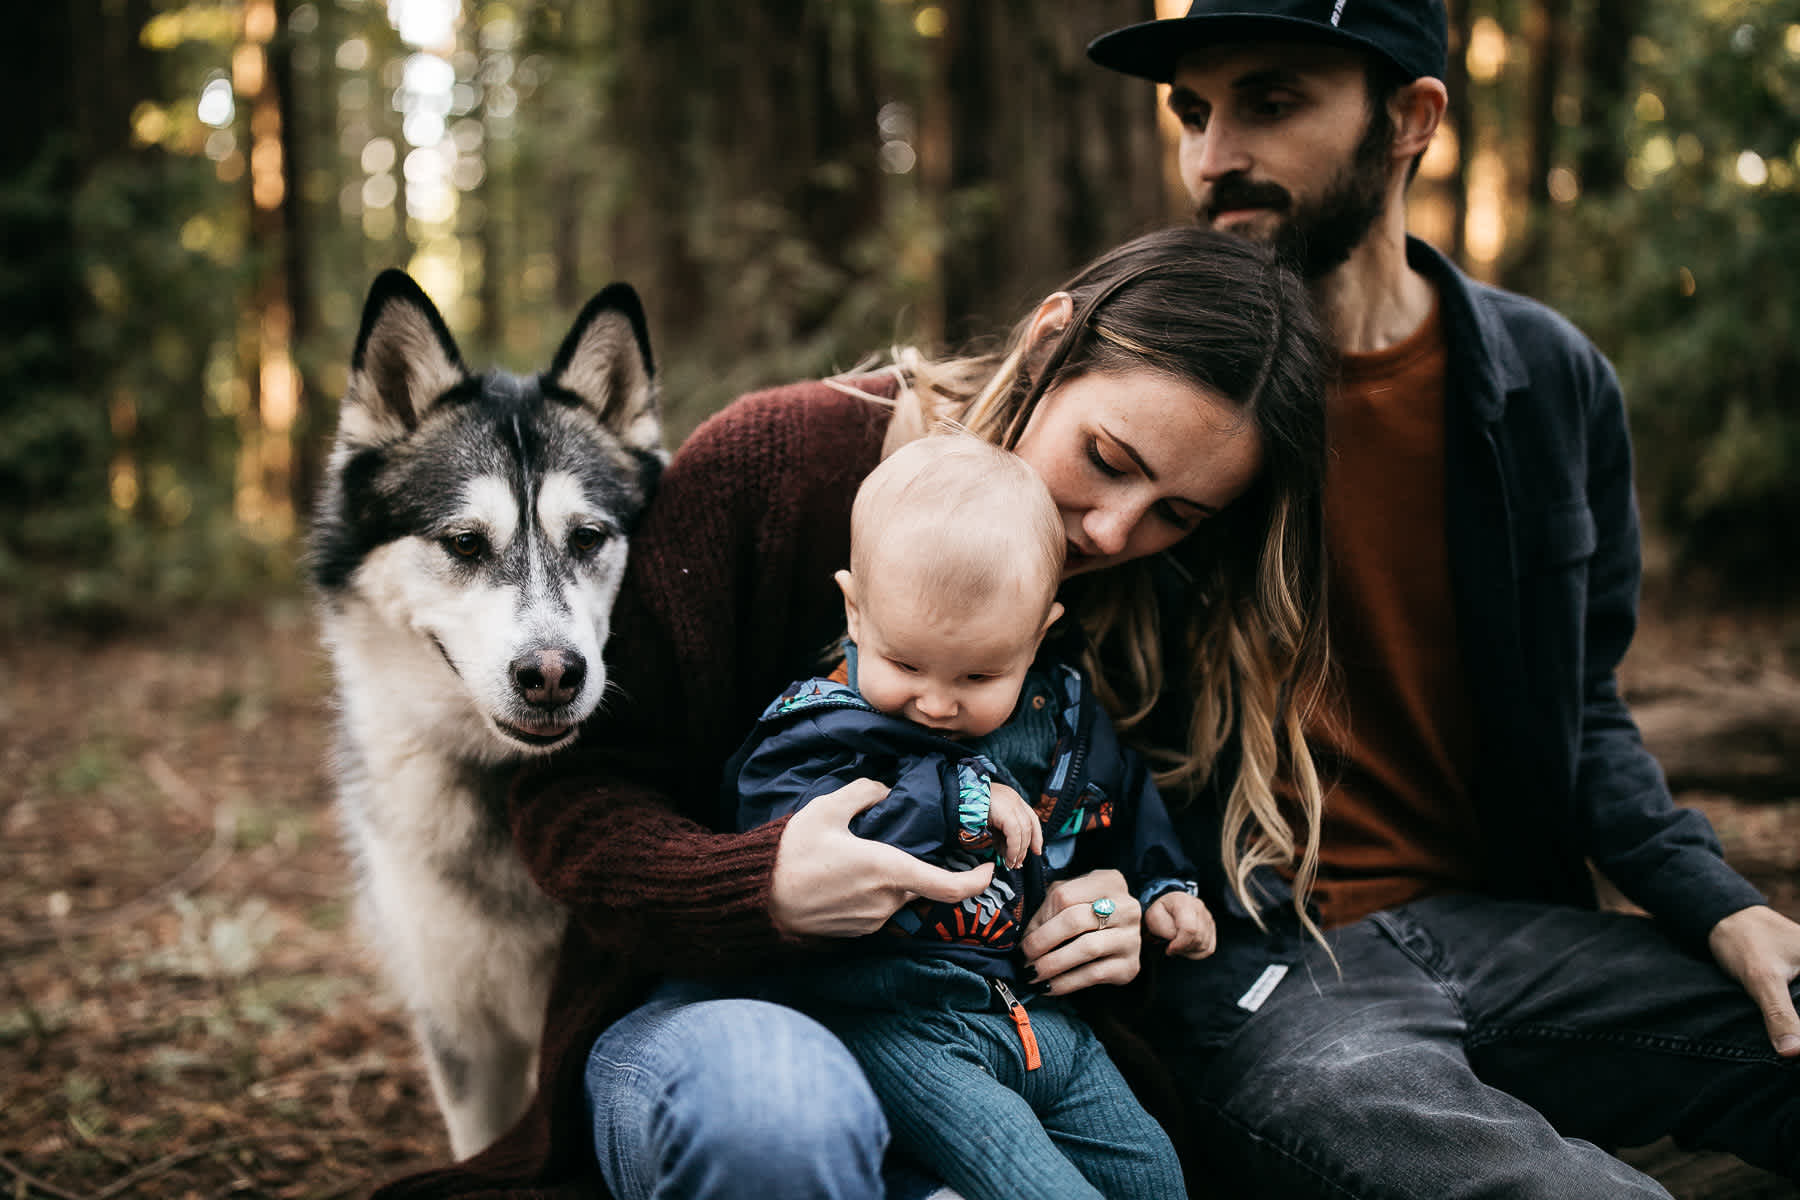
446, 531, 486, 559
569, 525, 608, 554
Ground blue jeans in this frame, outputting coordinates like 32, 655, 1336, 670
1161, 894, 1800, 1198
585, 980, 888, 1200
823, 958, 1184, 1200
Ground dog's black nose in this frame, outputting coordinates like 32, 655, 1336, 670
512, 649, 586, 708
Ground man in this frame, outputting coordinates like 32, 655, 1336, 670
1088, 2, 1800, 1195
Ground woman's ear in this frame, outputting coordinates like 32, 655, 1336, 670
1025, 292, 1075, 355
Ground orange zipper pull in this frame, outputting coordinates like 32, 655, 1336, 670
992, 979, 1041, 1071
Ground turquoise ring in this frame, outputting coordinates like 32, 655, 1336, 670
1091, 897, 1117, 925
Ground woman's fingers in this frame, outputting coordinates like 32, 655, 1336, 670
1020, 869, 1133, 958
771, 777, 993, 938
1019, 869, 1140, 993
895, 854, 996, 906
1030, 926, 1142, 994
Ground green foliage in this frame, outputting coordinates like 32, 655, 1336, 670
1550, 0, 1800, 590
0, 147, 117, 617
0, 146, 288, 630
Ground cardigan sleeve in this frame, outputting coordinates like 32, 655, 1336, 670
506, 382, 893, 977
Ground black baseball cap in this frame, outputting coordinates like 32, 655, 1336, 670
1087, 0, 1448, 85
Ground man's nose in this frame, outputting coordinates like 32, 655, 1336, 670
1189, 121, 1250, 183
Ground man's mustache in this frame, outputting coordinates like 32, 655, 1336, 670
1200, 174, 1293, 223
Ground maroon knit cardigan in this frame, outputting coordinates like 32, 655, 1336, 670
370, 380, 898, 1198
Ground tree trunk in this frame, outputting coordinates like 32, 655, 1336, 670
1444, 0, 1474, 265
1501, 0, 1571, 297
275, 0, 324, 516
0, 0, 98, 555
939, 0, 1170, 348
236, 0, 299, 537
1577, 0, 1644, 198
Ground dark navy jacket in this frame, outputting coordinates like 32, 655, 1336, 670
1150, 239, 1768, 1055
729, 659, 1198, 981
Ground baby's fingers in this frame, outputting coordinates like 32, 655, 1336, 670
998, 813, 1030, 868
1169, 905, 1218, 960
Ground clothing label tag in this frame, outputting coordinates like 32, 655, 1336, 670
1236, 964, 1289, 1012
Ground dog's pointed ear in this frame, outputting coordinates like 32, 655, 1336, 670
545, 282, 662, 456
340, 270, 468, 447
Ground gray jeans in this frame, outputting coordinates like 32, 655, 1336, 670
1161, 894, 1799, 1198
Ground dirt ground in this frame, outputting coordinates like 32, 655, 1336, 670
1, 592, 1796, 1200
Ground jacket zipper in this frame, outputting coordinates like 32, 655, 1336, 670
992, 979, 1041, 1071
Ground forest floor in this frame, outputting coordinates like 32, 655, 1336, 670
1, 589, 1797, 1200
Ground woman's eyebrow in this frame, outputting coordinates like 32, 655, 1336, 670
1094, 433, 1224, 518
1107, 431, 1157, 480
1104, 432, 1217, 517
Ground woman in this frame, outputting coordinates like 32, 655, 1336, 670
372, 226, 1333, 1199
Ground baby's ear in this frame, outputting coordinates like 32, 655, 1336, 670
1037, 600, 1066, 643
836, 569, 861, 638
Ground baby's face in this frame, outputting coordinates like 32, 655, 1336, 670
846, 578, 1053, 740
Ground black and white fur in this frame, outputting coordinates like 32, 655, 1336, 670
309, 271, 663, 1158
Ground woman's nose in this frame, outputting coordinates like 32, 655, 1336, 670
1083, 506, 1135, 556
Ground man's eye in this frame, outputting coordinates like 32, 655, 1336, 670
1170, 101, 1207, 131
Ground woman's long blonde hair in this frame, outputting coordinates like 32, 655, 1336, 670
845, 227, 1333, 939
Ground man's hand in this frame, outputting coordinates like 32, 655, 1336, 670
1707, 904, 1800, 1057
985, 781, 1044, 869
770, 778, 995, 938
1145, 890, 1217, 959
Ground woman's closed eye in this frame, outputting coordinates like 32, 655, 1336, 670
1156, 501, 1201, 531
1086, 439, 1126, 478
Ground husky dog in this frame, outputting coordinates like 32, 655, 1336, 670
309, 271, 663, 1158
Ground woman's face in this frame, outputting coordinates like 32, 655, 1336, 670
1012, 368, 1262, 578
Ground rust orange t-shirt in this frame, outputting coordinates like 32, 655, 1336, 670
1303, 299, 1485, 928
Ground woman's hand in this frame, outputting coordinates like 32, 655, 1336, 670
770, 778, 996, 938
1020, 869, 1142, 995
986, 781, 1044, 869
1145, 890, 1216, 959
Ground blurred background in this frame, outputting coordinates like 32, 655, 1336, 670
6, 0, 1800, 624
2, 2, 1798, 1197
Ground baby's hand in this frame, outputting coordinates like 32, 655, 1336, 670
1145, 891, 1216, 959
985, 782, 1044, 870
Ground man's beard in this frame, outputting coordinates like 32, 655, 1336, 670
1199, 104, 1395, 280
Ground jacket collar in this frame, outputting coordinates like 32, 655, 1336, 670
1404, 236, 1526, 421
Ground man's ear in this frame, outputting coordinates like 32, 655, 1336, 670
836, 569, 862, 641
1037, 600, 1066, 645
1390, 77, 1448, 165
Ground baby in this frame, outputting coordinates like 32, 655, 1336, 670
726, 431, 1215, 1200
